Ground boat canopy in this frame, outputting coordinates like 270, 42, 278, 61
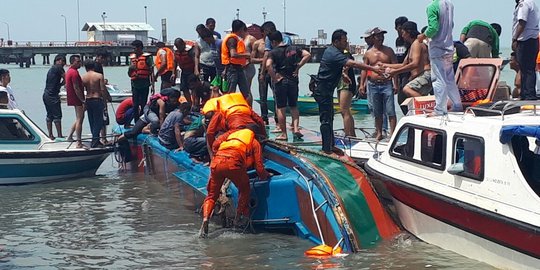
499, 125, 540, 144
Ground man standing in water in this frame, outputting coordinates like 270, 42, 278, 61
314, 29, 380, 154
43, 55, 66, 140
82, 59, 111, 148
418, 0, 462, 115
362, 28, 398, 140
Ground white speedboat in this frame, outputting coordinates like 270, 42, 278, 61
338, 58, 510, 165
60, 84, 131, 103
0, 108, 113, 185
365, 101, 540, 269
334, 128, 389, 165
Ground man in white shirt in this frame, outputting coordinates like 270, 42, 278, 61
0, 69, 18, 109
512, 0, 540, 100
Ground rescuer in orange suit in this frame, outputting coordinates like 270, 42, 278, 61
200, 128, 270, 237
206, 92, 266, 152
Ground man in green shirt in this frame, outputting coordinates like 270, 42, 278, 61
460, 20, 501, 58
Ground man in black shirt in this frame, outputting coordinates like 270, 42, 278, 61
43, 55, 66, 140
314, 29, 380, 154
395, 16, 411, 114
267, 31, 311, 141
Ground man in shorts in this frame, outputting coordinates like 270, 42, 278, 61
43, 55, 66, 140
65, 55, 86, 148
362, 28, 398, 140
267, 31, 311, 141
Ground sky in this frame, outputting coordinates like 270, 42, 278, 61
2, 0, 524, 49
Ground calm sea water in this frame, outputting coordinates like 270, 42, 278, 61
0, 52, 514, 269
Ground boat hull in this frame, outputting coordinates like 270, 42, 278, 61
124, 133, 399, 252
365, 164, 540, 269
0, 149, 111, 185
256, 96, 369, 116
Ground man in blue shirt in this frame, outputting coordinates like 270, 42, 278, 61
314, 29, 380, 154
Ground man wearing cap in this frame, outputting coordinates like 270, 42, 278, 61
512, 0, 540, 100
460, 21, 501, 58
384, 21, 432, 99
362, 27, 398, 141
418, 0, 462, 115
0, 69, 17, 110
315, 29, 380, 154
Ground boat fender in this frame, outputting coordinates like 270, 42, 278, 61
304, 244, 342, 258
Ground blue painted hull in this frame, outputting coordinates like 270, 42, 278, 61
133, 134, 360, 252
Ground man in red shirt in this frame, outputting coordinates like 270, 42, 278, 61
115, 97, 134, 128
65, 55, 85, 148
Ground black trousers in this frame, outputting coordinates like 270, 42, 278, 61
314, 81, 335, 153
517, 38, 539, 100
132, 84, 150, 121
258, 71, 273, 121
86, 98, 105, 147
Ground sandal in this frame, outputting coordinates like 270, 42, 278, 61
293, 132, 304, 138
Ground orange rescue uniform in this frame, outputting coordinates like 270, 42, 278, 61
202, 129, 269, 219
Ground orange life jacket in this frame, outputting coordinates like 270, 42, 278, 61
155, 47, 174, 75
129, 53, 152, 80
217, 93, 251, 118
221, 33, 247, 66
202, 97, 219, 114
217, 129, 255, 165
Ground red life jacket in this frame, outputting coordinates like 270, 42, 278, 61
174, 40, 196, 72
129, 53, 152, 80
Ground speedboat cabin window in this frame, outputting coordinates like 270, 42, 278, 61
391, 126, 415, 159
0, 117, 34, 141
452, 135, 484, 180
391, 125, 446, 170
420, 130, 444, 166
457, 64, 496, 103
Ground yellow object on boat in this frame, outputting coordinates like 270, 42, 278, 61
304, 244, 343, 258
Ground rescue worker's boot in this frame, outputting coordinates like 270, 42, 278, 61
199, 219, 209, 238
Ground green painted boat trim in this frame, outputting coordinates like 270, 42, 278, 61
301, 151, 382, 248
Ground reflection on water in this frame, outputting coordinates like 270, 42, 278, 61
0, 158, 494, 269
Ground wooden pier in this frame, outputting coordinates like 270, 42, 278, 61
0, 41, 331, 68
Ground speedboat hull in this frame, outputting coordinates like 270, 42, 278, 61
0, 148, 111, 184
367, 166, 540, 269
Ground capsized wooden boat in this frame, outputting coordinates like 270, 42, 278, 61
120, 125, 399, 254
365, 101, 540, 269
256, 96, 369, 116
0, 109, 112, 185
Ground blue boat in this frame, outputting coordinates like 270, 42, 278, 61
120, 126, 399, 254
0, 108, 113, 185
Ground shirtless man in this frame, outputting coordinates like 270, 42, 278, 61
361, 27, 398, 140
251, 28, 271, 124
244, 33, 258, 90
384, 21, 432, 99
82, 59, 111, 148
